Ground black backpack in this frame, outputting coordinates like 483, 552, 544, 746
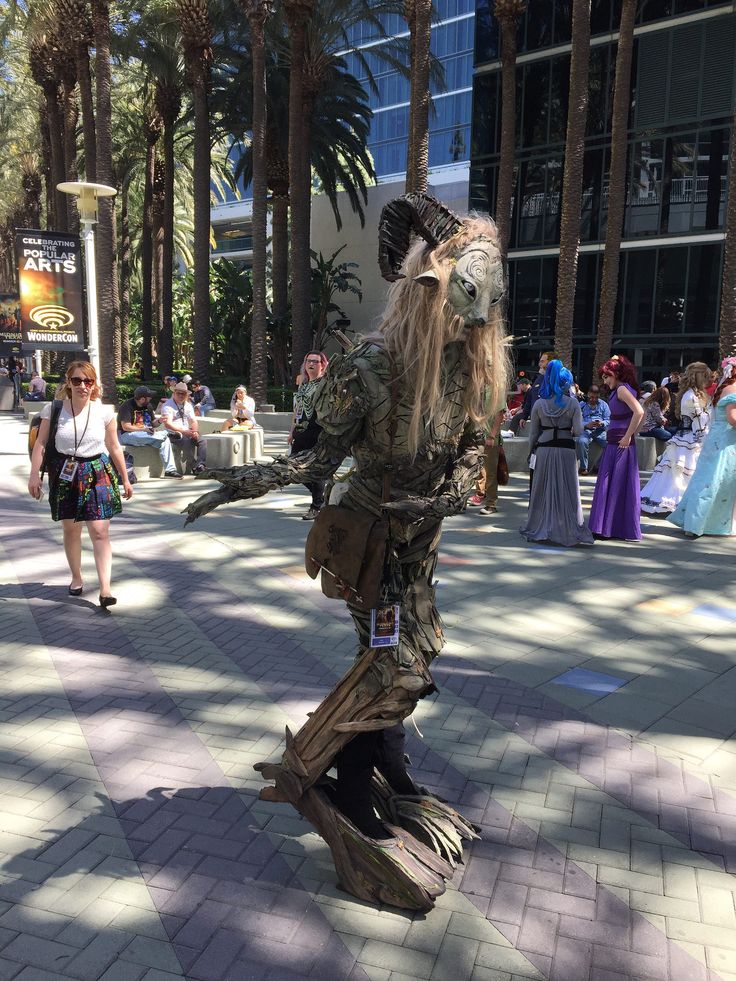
28, 400, 63, 475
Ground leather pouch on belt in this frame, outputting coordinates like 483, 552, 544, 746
305, 504, 389, 612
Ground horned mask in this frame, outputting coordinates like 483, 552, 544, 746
378, 193, 506, 327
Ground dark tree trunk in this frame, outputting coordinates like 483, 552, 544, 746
152, 157, 166, 372
141, 134, 158, 379
46, 86, 67, 232
594, 0, 635, 370
246, 3, 270, 406
76, 44, 97, 181
494, 3, 523, 255
61, 77, 80, 233
91, 0, 118, 399
285, 4, 314, 370
120, 183, 131, 372
407, 0, 432, 194
160, 107, 178, 378
191, 75, 211, 380
553, 0, 591, 367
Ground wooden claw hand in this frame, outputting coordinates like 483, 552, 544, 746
182, 461, 290, 525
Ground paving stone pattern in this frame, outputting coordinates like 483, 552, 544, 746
2, 414, 736, 980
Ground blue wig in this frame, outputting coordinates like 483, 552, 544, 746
539, 359, 573, 406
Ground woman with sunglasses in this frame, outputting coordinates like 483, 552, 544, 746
288, 351, 328, 519
28, 361, 133, 608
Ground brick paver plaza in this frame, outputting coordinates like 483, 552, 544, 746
2, 413, 736, 981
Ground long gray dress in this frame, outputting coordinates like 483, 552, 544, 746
520, 395, 594, 546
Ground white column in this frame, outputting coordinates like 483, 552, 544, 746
80, 220, 100, 378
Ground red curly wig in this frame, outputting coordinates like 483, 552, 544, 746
598, 355, 640, 395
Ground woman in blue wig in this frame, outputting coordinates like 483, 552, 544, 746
520, 359, 594, 547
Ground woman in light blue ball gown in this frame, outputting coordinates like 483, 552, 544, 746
669, 356, 736, 538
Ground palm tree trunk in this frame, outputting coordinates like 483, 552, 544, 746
160, 102, 179, 379
719, 107, 736, 360
245, 1, 271, 407
271, 187, 289, 323
91, 0, 118, 399
141, 134, 157, 379
153, 157, 166, 371
405, 0, 432, 194
76, 44, 97, 181
191, 75, 211, 380
61, 78, 80, 233
553, 0, 591, 367
47, 87, 67, 232
120, 183, 131, 372
285, 2, 314, 369
39, 107, 53, 228
494, 1, 525, 254
594, 0, 635, 371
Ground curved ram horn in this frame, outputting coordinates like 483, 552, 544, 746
378, 193, 464, 282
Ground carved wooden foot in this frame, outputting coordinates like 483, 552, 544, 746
255, 648, 479, 911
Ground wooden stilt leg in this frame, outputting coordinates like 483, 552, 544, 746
255, 648, 477, 911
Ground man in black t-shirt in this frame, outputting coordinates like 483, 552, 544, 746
118, 386, 182, 477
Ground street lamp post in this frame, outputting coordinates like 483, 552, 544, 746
57, 181, 117, 380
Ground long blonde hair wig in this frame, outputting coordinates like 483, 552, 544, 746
373, 215, 510, 456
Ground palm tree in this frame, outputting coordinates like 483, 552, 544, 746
91, 0, 119, 395
55, 0, 96, 181
493, 0, 525, 254
28, 32, 67, 231
241, 0, 273, 407
553, 0, 591, 367
720, 106, 736, 360
177, 0, 213, 381
140, 104, 162, 378
594, 0, 636, 370
283, 0, 315, 370
404, 0, 432, 194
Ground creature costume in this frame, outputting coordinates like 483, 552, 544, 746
183, 194, 507, 911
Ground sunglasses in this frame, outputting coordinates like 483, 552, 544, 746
70, 377, 94, 387
305, 360, 321, 366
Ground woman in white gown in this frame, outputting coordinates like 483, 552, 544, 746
640, 362, 711, 516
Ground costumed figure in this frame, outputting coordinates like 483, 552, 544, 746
520, 360, 593, 547
641, 362, 711, 516
183, 195, 509, 911
669, 356, 736, 537
588, 356, 644, 541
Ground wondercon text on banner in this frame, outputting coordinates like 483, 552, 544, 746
15, 229, 85, 352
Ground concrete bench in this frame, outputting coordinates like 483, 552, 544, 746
125, 443, 167, 479
23, 400, 51, 418
201, 429, 265, 467
501, 434, 668, 474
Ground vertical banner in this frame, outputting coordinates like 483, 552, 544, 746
0, 293, 22, 358
15, 229, 85, 352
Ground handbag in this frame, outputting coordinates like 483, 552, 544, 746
497, 444, 509, 486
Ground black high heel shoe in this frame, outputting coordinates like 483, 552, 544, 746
68, 585, 84, 596
99, 595, 117, 609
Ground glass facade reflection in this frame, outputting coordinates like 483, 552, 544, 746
471, 1, 735, 380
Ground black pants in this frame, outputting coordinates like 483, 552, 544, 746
291, 420, 325, 508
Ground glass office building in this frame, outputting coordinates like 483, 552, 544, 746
471, 0, 736, 381
345, 0, 475, 180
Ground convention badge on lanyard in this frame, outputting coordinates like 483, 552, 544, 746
61, 401, 92, 481
370, 604, 400, 648
58, 458, 78, 482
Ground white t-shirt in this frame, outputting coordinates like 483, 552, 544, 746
41, 400, 115, 457
162, 397, 196, 430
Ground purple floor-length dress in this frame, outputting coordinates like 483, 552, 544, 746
589, 383, 641, 540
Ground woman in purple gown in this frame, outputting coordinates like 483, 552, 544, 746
589, 356, 645, 540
